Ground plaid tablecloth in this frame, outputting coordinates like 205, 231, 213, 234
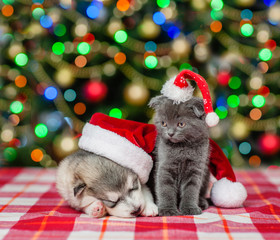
0, 167, 280, 240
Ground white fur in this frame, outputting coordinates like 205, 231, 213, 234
205, 112, 219, 127
56, 159, 106, 218
161, 77, 194, 104
105, 177, 158, 218
210, 178, 247, 208
78, 124, 153, 184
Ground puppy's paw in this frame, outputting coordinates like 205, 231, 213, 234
141, 203, 158, 217
158, 208, 180, 216
85, 201, 107, 218
180, 205, 202, 215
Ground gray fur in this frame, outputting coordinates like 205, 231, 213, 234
149, 96, 210, 216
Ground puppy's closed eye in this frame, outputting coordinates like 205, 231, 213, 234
102, 199, 119, 208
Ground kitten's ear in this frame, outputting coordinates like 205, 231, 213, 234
73, 182, 86, 197
192, 101, 206, 120
148, 95, 165, 110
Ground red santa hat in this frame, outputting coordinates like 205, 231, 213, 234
209, 139, 247, 208
78, 113, 157, 184
161, 69, 219, 127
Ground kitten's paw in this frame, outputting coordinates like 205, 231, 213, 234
199, 198, 209, 210
180, 205, 202, 215
141, 203, 158, 217
85, 201, 107, 218
158, 208, 180, 216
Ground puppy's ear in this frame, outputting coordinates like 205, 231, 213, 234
148, 95, 165, 110
73, 183, 86, 197
192, 100, 206, 120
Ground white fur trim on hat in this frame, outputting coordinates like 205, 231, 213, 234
78, 123, 153, 184
205, 112, 220, 127
161, 77, 194, 104
210, 178, 247, 208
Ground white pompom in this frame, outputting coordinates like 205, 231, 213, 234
161, 77, 194, 104
211, 178, 247, 208
205, 112, 219, 127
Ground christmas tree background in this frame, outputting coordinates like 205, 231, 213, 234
0, 0, 279, 168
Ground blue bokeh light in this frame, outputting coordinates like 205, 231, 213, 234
44, 86, 58, 100
241, 9, 253, 20
216, 96, 228, 108
46, 111, 63, 131
239, 142, 252, 155
263, 0, 276, 7
153, 12, 166, 25
145, 41, 157, 52
86, 5, 100, 19
64, 89, 77, 102
167, 26, 180, 39
40, 15, 53, 28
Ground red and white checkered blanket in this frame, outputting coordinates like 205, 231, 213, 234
0, 167, 280, 240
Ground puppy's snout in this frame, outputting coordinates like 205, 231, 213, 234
131, 207, 141, 216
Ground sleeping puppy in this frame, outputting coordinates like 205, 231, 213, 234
56, 149, 158, 218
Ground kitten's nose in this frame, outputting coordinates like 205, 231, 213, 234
168, 132, 174, 137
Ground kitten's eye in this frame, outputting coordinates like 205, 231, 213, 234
161, 121, 167, 127
178, 122, 186, 128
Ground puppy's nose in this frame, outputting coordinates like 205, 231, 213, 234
131, 207, 141, 216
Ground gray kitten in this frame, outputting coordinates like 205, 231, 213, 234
149, 96, 210, 216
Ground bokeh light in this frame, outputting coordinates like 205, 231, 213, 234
250, 108, 262, 120
77, 42, 91, 55
35, 123, 48, 138
145, 41, 157, 52
75, 55, 87, 67
252, 95, 265, 108
15, 53, 28, 67
249, 155, 261, 167
109, 108, 122, 119
86, 4, 100, 19
83, 81, 108, 102
210, 0, 224, 11
259, 48, 272, 61
241, 9, 253, 20
114, 30, 128, 44
153, 12, 166, 25
145, 55, 158, 69
114, 52, 126, 65
74, 102, 86, 115
40, 15, 53, 28
31, 149, 44, 162
228, 76, 241, 89
52, 42, 65, 55
3, 147, 17, 162
64, 89, 76, 102
54, 24, 66, 37
10, 101, 23, 114
32, 7, 45, 20
240, 23, 254, 37
1, 5, 14, 17
44, 86, 58, 100
215, 106, 228, 119
157, 0, 170, 8
239, 142, 251, 155
210, 21, 222, 33
15, 75, 27, 88
227, 95, 240, 108
117, 0, 130, 12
